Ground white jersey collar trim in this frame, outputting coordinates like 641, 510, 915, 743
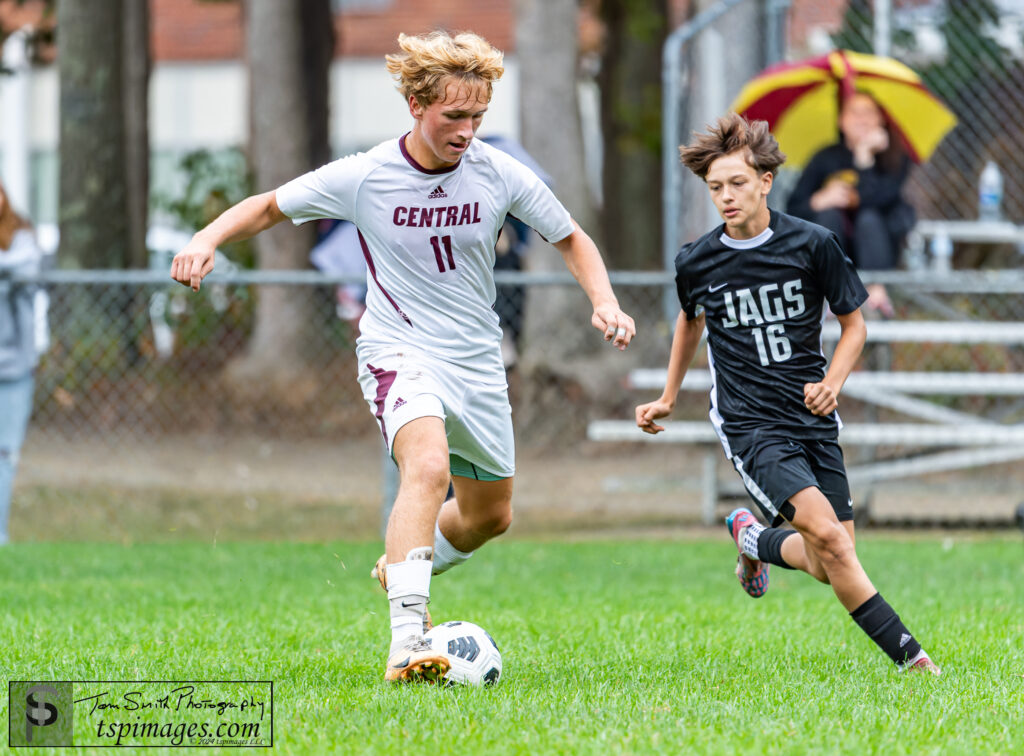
719, 226, 774, 249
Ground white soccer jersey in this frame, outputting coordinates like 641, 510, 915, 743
276, 135, 575, 375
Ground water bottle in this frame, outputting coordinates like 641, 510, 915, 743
930, 232, 953, 273
979, 161, 1003, 222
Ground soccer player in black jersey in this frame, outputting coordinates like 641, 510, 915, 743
636, 113, 939, 674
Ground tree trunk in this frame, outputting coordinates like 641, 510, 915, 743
230, 0, 330, 388
122, 0, 150, 270
597, 0, 667, 269
516, 0, 594, 228
57, 0, 128, 269
300, 0, 335, 169
515, 0, 625, 441
516, 0, 596, 366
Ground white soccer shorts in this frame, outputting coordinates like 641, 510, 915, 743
356, 343, 515, 479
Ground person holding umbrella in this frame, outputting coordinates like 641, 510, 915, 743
785, 90, 914, 316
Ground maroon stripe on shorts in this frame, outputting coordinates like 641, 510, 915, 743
367, 363, 397, 445
357, 228, 413, 327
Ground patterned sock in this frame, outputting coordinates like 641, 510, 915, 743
739, 520, 765, 559
756, 528, 797, 569
386, 547, 432, 653
432, 521, 474, 575
850, 592, 923, 665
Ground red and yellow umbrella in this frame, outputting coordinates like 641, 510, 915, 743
730, 49, 957, 168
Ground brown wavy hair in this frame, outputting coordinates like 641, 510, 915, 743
0, 182, 32, 251
679, 112, 787, 179
384, 31, 505, 107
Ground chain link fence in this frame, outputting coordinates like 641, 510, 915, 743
21, 271, 1024, 444
10, 269, 1023, 534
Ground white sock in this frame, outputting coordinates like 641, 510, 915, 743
740, 521, 765, 560
385, 548, 432, 653
432, 521, 474, 575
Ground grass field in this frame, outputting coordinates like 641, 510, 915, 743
1, 535, 1021, 754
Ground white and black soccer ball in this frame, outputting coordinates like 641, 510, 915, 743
425, 620, 502, 686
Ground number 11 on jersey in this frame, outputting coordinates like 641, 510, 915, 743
430, 235, 456, 273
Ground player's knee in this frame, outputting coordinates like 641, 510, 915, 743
401, 454, 451, 497
475, 501, 513, 537
803, 521, 853, 567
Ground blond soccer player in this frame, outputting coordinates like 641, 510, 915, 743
172, 31, 635, 683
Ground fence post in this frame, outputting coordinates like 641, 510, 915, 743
764, 0, 792, 66
873, 0, 892, 57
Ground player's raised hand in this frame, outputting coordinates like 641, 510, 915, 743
635, 397, 673, 435
803, 381, 838, 416
592, 304, 636, 350
171, 238, 216, 292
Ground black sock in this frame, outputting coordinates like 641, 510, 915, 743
756, 528, 797, 570
850, 592, 922, 665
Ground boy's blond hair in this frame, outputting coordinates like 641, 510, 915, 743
384, 31, 504, 106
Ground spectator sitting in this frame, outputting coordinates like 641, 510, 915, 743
786, 90, 915, 317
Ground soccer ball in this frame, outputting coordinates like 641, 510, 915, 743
424, 620, 502, 686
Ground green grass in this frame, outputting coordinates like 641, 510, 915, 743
1, 536, 1021, 754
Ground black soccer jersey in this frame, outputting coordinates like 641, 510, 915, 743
675, 210, 868, 442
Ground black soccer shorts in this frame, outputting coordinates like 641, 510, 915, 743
726, 435, 853, 527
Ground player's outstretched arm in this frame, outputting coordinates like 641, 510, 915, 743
804, 308, 867, 416
552, 221, 635, 350
170, 191, 287, 292
636, 310, 705, 434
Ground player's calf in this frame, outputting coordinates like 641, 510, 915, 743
850, 592, 938, 673
431, 520, 475, 575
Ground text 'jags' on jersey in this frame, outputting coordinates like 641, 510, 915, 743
675, 210, 867, 442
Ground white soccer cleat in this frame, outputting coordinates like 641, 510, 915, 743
384, 636, 450, 684
902, 653, 942, 676
371, 553, 433, 632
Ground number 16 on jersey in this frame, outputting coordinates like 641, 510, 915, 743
751, 324, 792, 366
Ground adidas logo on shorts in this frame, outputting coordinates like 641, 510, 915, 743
427, 185, 447, 199
393, 397, 406, 411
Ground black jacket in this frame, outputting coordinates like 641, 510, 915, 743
786, 142, 912, 227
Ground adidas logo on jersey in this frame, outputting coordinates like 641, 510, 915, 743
427, 185, 447, 199
393, 397, 407, 411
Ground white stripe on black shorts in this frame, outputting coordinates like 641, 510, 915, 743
727, 435, 853, 527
